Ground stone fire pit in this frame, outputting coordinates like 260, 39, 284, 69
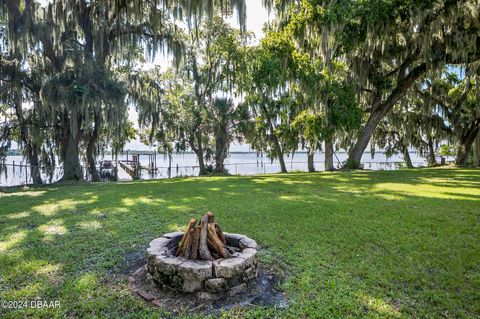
146, 231, 259, 299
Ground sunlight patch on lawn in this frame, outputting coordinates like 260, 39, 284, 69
33, 263, 63, 286
121, 196, 166, 206
372, 193, 405, 201
32, 198, 95, 216
251, 177, 314, 185
167, 204, 191, 211
357, 293, 401, 317
9, 282, 44, 299
179, 195, 208, 203
278, 195, 309, 202
35, 263, 61, 275
0, 190, 46, 198
38, 220, 67, 239
75, 273, 98, 290
167, 223, 184, 232
0, 230, 28, 252
316, 175, 351, 182
373, 183, 480, 201
417, 175, 480, 186
77, 221, 102, 230
190, 196, 207, 201
7, 211, 31, 219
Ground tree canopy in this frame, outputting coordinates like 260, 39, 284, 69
1, 0, 479, 184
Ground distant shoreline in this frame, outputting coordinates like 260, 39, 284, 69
4, 150, 418, 156
5, 150, 342, 156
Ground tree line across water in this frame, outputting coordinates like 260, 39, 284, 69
0, 0, 479, 184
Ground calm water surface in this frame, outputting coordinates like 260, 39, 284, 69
1, 151, 435, 187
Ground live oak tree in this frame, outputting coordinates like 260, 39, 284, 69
246, 91, 298, 173
292, 75, 361, 171
251, 27, 360, 172
131, 68, 211, 174
409, 78, 458, 167
1, 0, 176, 181
276, 0, 480, 168
0, 0, 247, 182
184, 17, 250, 173
417, 71, 480, 166
289, 51, 325, 172
372, 90, 451, 168
244, 31, 301, 173
474, 132, 480, 167
448, 79, 480, 166
373, 103, 420, 169
292, 110, 323, 172
391, 65, 480, 168
0, 48, 48, 184
315, 71, 361, 170
132, 17, 250, 175
2, 0, 479, 180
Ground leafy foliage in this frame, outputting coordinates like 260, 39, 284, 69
131, 17, 250, 174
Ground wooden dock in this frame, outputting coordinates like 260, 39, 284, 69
118, 161, 139, 180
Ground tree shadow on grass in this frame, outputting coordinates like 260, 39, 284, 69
0, 168, 479, 317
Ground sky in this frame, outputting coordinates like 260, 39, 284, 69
125, 0, 273, 151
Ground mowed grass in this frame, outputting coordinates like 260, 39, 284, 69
0, 168, 479, 318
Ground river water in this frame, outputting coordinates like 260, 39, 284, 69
0, 151, 436, 187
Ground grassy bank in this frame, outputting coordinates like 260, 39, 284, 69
1, 168, 479, 318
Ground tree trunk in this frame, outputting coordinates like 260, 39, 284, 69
191, 132, 206, 175
214, 125, 228, 173
62, 129, 83, 181
86, 113, 101, 182
403, 145, 414, 168
196, 151, 206, 175
86, 140, 100, 182
325, 139, 335, 171
259, 102, 287, 173
346, 63, 427, 168
427, 137, 437, 167
277, 155, 288, 173
474, 106, 480, 167
114, 152, 119, 181
13, 95, 42, 184
27, 146, 42, 185
346, 109, 383, 168
473, 132, 480, 167
307, 147, 315, 172
455, 122, 480, 166
275, 138, 288, 173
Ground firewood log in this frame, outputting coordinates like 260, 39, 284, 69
207, 223, 230, 258
176, 218, 197, 256
214, 223, 227, 245
190, 226, 201, 260
183, 229, 194, 258
207, 211, 215, 223
199, 214, 213, 260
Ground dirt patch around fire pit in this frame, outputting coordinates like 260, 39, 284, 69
128, 262, 288, 315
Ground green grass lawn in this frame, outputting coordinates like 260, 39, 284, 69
1, 168, 479, 318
